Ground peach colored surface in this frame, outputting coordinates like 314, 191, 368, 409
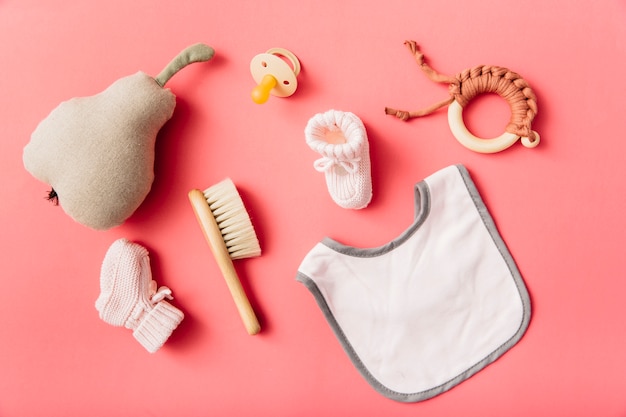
1, 1, 625, 416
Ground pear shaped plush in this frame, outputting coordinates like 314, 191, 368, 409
23, 43, 214, 230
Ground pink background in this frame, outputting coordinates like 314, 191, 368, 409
2, 1, 626, 415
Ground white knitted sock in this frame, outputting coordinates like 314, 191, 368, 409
95, 238, 184, 353
305, 110, 372, 209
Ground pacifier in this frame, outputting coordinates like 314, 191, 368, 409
250, 48, 301, 104
385, 40, 540, 153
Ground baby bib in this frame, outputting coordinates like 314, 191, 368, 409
296, 165, 531, 402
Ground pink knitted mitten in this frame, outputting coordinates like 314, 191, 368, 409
95, 238, 184, 353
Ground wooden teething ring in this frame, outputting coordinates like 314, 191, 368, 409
385, 41, 539, 153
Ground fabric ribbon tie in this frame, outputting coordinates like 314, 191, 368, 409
314, 156, 361, 174
149, 280, 174, 304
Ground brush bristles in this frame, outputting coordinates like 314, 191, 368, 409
203, 179, 261, 260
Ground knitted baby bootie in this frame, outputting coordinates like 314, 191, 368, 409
305, 110, 372, 209
95, 238, 184, 353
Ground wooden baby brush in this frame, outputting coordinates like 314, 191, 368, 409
188, 179, 262, 335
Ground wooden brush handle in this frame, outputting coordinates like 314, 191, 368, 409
188, 189, 261, 335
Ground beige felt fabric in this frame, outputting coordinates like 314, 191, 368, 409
23, 72, 176, 230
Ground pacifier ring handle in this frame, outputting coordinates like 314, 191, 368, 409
265, 47, 301, 76
385, 40, 540, 153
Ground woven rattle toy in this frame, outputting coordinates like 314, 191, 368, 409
385, 41, 539, 153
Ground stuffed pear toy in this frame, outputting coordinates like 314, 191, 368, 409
23, 43, 215, 230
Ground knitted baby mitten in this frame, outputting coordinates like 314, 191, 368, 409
305, 110, 372, 209
95, 238, 184, 353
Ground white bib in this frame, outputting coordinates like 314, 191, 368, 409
296, 165, 531, 402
